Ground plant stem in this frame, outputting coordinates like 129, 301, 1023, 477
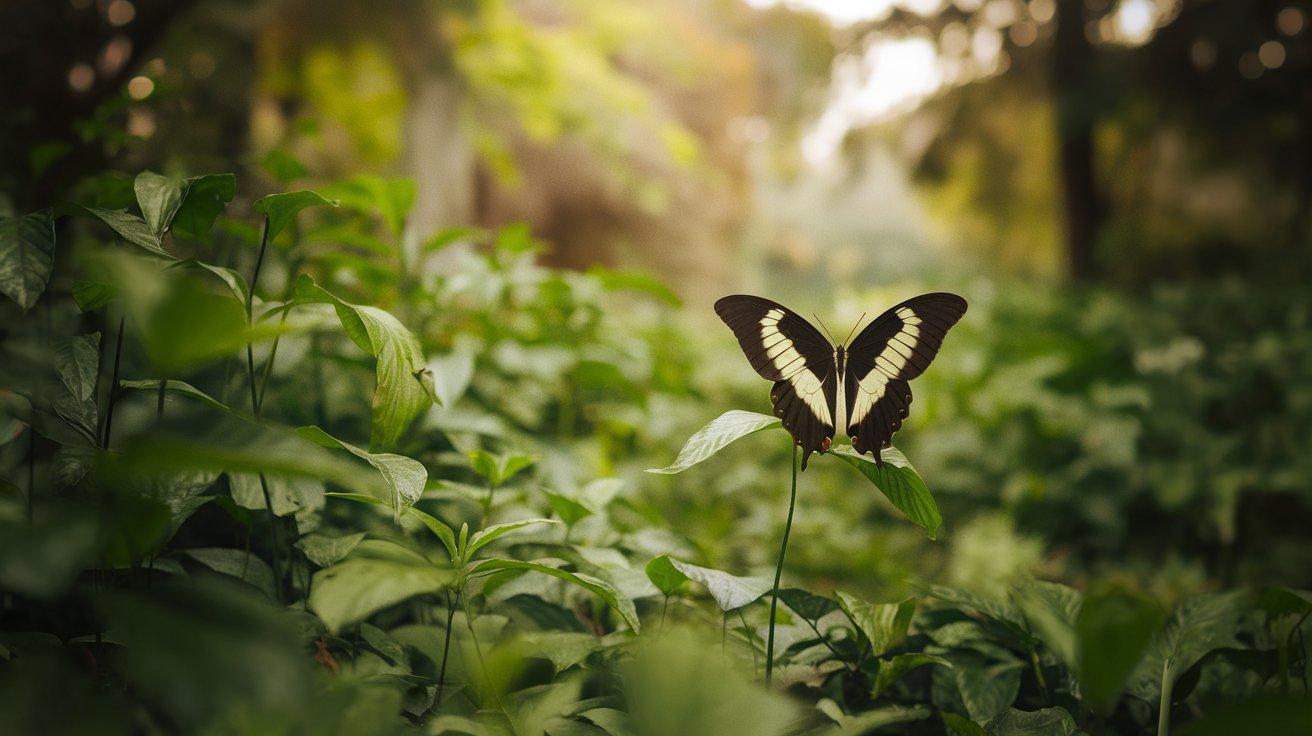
101, 314, 126, 449
437, 591, 458, 705
659, 595, 670, 635
738, 609, 760, 674
766, 443, 799, 686
1031, 645, 1051, 701
461, 590, 506, 712
157, 377, 167, 416
26, 425, 35, 523
1158, 657, 1173, 736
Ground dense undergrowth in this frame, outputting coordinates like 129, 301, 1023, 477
1, 171, 1309, 734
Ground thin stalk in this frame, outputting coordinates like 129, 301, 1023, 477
436, 591, 458, 705
1158, 657, 1173, 736
157, 377, 167, 416
738, 609, 760, 674
659, 595, 670, 635
461, 591, 506, 712
101, 314, 126, 449
766, 443, 800, 686
1031, 645, 1051, 701
26, 425, 35, 523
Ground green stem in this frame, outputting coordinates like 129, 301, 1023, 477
1158, 657, 1173, 736
1031, 645, 1051, 701
738, 609, 760, 674
461, 590, 505, 712
26, 425, 35, 523
157, 377, 167, 416
766, 443, 800, 686
659, 595, 670, 636
101, 314, 126, 449
437, 591, 458, 706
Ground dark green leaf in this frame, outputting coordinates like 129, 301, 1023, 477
835, 591, 916, 656
0, 514, 100, 600
472, 559, 640, 633
646, 410, 780, 474
77, 206, 170, 256
667, 558, 772, 612
171, 173, 236, 241
254, 190, 339, 242
950, 657, 1025, 722
183, 547, 276, 600
297, 425, 426, 522
873, 653, 951, 697
53, 333, 100, 443
72, 280, 117, 311
0, 207, 55, 310
120, 379, 237, 415
1127, 590, 1248, 704
942, 712, 988, 736
829, 445, 941, 538
985, 707, 1078, 736
227, 472, 324, 517
296, 532, 367, 569
134, 171, 184, 238
1177, 694, 1312, 736
777, 587, 840, 624
1077, 588, 1165, 713
294, 276, 435, 449
1013, 579, 1082, 670
644, 555, 690, 596
310, 556, 453, 633
169, 259, 249, 305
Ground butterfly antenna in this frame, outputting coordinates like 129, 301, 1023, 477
842, 313, 866, 347
813, 313, 838, 344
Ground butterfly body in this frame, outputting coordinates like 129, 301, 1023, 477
716, 293, 967, 469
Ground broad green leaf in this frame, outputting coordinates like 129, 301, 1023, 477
917, 583, 1029, 635
1077, 588, 1165, 713
323, 491, 459, 562
0, 207, 55, 310
985, 708, 1078, 736
134, 171, 184, 238
171, 173, 235, 241
1126, 590, 1248, 704
471, 559, 640, 633
544, 491, 593, 527
183, 547, 276, 600
942, 712, 988, 736
646, 410, 780, 474
835, 592, 916, 656
294, 276, 435, 449
310, 556, 453, 633
667, 558, 772, 612
120, 379, 237, 415
873, 653, 951, 698
254, 190, 339, 242
142, 470, 220, 539
467, 450, 535, 487
1260, 587, 1312, 616
499, 454, 536, 484
137, 279, 252, 373
516, 631, 604, 674
169, 259, 249, 305
298, 425, 426, 522
946, 656, 1025, 722
829, 445, 941, 539
227, 472, 324, 517
76, 206, 170, 257
777, 587, 840, 624
464, 518, 560, 562
1013, 579, 1082, 670
295, 532, 367, 568
72, 279, 116, 311
644, 555, 690, 596
53, 333, 100, 444
467, 449, 500, 484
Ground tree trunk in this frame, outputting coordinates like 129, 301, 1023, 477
1052, 0, 1106, 281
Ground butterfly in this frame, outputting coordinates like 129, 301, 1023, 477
715, 293, 967, 470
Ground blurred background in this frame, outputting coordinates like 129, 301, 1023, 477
2, 1, 1312, 728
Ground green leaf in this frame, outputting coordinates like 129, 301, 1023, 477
1126, 590, 1248, 704
466, 450, 535, 487
137, 276, 253, 373
516, 631, 604, 674
227, 472, 324, 518
53, 333, 100, 444
297, 425, 426, 522
646, 410, 780, 474
918, 583, 1029, 635
318, 175, 415, 237
815, 701, 932, 733
76, 206, 170, 257
948, 657, 1025, 722
0, 207, 55, 310
1076, 588, 1165, 713
667, 558, 772, 612
134, 171, 184, 238
169, 259, 249, 306
464, 518, 560, 562
294, 276, 435, 449
544, 491, 593, 527
828, 445, 941, 539
72, 279, 117, 311
873, 653, 951, 698
310, 556, 453, 633
120, 379, 237, 415
985, 707, 1078, 736
644, 555, 690, 596
405, 505, 459, 562
254, 190, 339, 242
587, 267, 682, 306
835, 592, 916, 656
942, 712, 988, 736
295, 532, 367, 568
777, 587, 840, 624
183, 547, 276, 600
1013, 579, 1082, 670
471, 559, 640, 633
171, 173, 235, 241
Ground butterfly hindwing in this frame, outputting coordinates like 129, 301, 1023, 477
844, 293, 967, 461
715, 295, 836, 468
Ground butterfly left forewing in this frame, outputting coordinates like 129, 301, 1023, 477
843, 293, 967, 461
715, 295, 837, 468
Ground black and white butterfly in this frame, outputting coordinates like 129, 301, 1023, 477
715, 293, 967, 470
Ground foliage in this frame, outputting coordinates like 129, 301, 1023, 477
1, 170, 1309, 734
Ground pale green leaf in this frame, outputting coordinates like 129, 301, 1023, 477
297, 425, 426, 521
472, 558, 640, 633
646, 410, 780, 474
295, 532, 367, 568
667, 558, 772, 612
829, 444, 941, 539
464, 518, 560, 562
835, 591, 916, 656
310, 556, 453, 633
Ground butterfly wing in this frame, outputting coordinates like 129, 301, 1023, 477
715, 295, 837, 469
843, 293, 967, 461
